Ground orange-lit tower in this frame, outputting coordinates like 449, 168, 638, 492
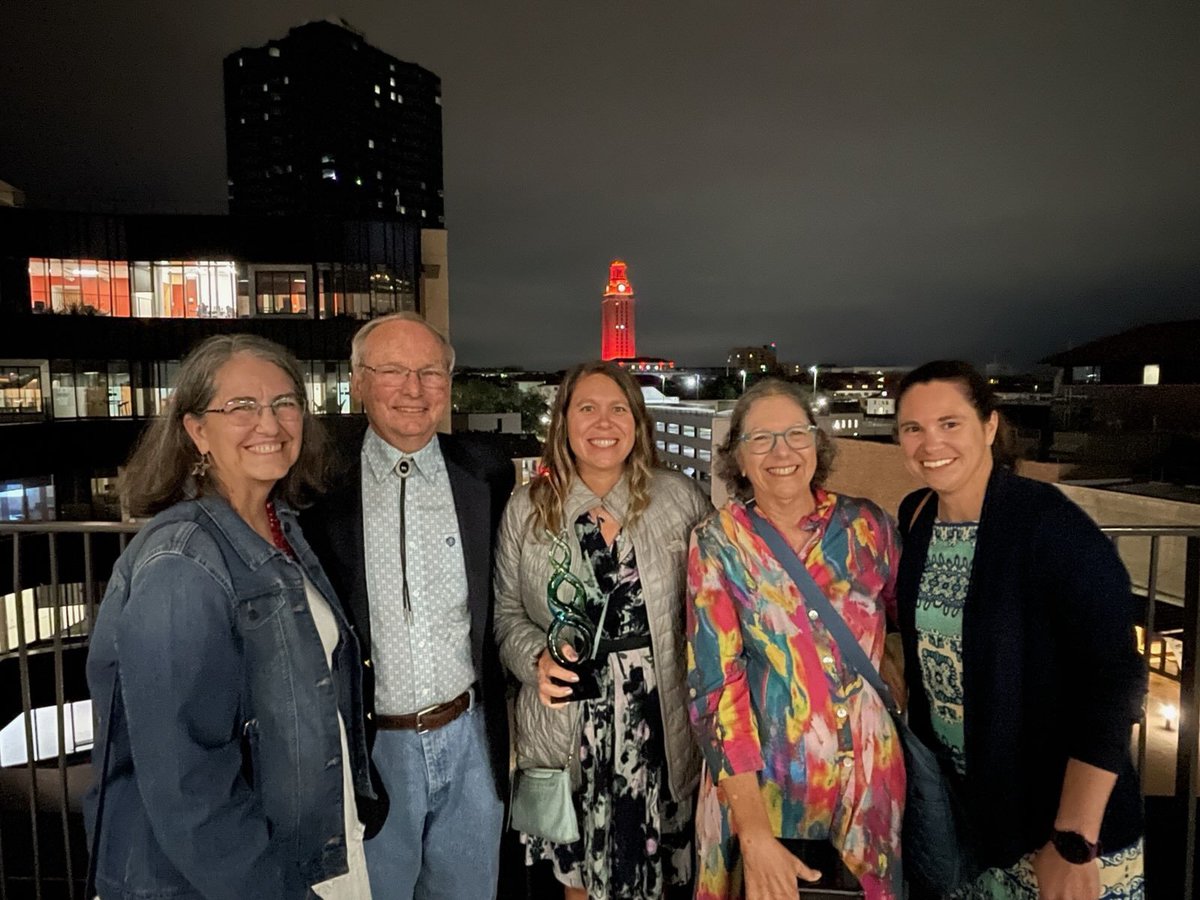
600, 259, 637, 360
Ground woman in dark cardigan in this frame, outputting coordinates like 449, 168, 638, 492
894, 360, 1144, 900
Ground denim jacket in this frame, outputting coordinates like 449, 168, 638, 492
84, 494, 374, 900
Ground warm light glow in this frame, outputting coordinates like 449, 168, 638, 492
1162, 703, 1179, 731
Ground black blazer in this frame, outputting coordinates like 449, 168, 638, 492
897, 466, 1145, 868
301, 429, 516, 836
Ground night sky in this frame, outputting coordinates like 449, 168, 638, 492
2, 1, 1197, 369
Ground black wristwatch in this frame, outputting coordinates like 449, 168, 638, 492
1051, 829, 1102, 864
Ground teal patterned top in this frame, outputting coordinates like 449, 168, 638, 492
914, 522, 978, 776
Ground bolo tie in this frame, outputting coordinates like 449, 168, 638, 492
396, 456, 414, 624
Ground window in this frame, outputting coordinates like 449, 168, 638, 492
655, 440, 666, 450
0, 365, 44, 420
682, 425, 696, 437
1072, 366, 1101, 384
368, 139, 375, 149
389, 77, 396, 87
699, 427, 712, 440
682, 445, 696, 458
374, 84, 381, 94
306, 360, 354, 415
0, 476, 55, 522
667, 423, 680, 434
255, 270, 308, 315
1143, 365, 1160, 386
28, 258, 131, 315
655, 421, 665, 432
322, 169, 337, 180
698, 449, 712, 462
667, 443, 680, 455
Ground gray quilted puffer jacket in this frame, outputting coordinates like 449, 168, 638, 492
494, 468, 711, 802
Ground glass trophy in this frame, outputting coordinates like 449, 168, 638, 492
546, 532, 601, 702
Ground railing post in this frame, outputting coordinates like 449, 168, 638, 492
48, 534, 77, 899
12, 533, 44, 899
1177, 535, 1200, 900
1138, 535, 1160, 783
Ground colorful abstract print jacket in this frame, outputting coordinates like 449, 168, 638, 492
686, 491, 905, 896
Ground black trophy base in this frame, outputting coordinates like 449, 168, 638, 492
550, 657, 601, 703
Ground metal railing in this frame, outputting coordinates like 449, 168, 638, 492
0, 520, 1197, 898
1, 521, 138, 900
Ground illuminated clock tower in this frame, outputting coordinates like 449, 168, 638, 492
600, 259, 637, 360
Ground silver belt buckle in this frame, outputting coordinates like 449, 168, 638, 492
414, 701, 442, 735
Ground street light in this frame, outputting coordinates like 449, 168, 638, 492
739, 369, 747, 393
808, 365, 818, 394
688, 375, 699, 399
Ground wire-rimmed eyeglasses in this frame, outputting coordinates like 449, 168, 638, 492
202, 394, 305, 426
739, 424, 819, 455
359, 364, 451, 388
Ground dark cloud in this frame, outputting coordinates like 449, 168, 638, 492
2, 1, 1196, 368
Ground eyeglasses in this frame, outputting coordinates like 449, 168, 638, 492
359, 364, 450, 388
203, 394, 305, 426
739, 424, 819, 455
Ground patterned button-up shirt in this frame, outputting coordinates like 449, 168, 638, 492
361, 429, 473, 714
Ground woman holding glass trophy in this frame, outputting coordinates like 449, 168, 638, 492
495, 361, 711, 900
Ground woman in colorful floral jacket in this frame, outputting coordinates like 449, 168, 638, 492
686, 378, 904, 900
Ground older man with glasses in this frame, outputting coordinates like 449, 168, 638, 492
302, 312, 515, 899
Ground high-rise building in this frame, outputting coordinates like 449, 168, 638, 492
600, 259, 637, 360
223, 19, 444, 225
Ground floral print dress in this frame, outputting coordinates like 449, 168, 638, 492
917, 523, 1146, 900
524, 512, 692, 898
687, 491, 904, 900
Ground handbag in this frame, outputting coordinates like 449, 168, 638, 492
509, 546, 614, 844
782, 838, 866, 898
509, 765, 579, 844
747, 504, 979, 897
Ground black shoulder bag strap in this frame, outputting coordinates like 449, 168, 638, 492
85, 669, 120, 899
746, 504, 900, 715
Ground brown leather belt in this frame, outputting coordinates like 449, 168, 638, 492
376, 687, 474, 734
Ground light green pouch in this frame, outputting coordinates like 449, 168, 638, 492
509, 766, 579, 844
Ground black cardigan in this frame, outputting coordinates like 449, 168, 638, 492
897, 467, 1144, 868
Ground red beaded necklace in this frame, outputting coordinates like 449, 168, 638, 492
265, 500, 294, 558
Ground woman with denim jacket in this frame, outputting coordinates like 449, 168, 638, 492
85, 335, 373, 900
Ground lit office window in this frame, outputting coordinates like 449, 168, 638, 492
126, 261, 237, 319
683, 425, 696, 437
305, 360, 355, 415
0, 366, 44, 420
137, 361, 180, 417
28, 258, 131, 316
1143, 365, 1161, 386
255, 270, 308, 315
699, 427, 712, 440
667, 423, 680, 434
268, 47, 280, 58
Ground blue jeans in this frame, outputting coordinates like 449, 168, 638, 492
364, 704, 503, 900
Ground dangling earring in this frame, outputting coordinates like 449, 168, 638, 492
191, 452, 211, 478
